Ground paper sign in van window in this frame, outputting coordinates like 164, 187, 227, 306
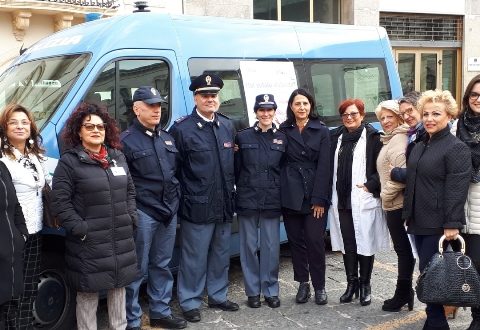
240, 61, 298, 127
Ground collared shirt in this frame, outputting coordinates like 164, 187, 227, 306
196, 109, 215, 122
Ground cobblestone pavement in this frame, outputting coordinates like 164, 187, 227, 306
98, 245, 471, 329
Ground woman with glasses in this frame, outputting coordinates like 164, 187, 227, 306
403, 90, 470, 330
451, 75, 480, 330
52, 102, 138, 330
328, 98, 389, 306
0, 104, 50, 329
374, 100, 416, 313
279, 88, 331, 305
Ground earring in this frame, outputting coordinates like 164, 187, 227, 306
3, 137, 8, 149
28, 138, 34, 146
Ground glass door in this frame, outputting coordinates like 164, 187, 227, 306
395, 50, 442, 93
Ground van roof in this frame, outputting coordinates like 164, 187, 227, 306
17, 12, 389, 64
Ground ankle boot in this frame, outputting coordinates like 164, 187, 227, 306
295, 282, 311, 304
359, 254, 374, 306
467, 307, 480, 330
382, 279, 414, 312
339, 253, 359, 303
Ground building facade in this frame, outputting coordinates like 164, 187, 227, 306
0, 0, 479, 100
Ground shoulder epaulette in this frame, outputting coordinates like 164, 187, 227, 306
237, 126, 252, 133
174, 116, 188, 124
217, 112, 230, 119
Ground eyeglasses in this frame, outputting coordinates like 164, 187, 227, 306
82, 123, 106, 131
8, 120, 30, 127
341, 112, 359, 119
399, 107, 415, 117
469, 92, 480, 101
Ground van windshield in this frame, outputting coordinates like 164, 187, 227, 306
0, 54, 90, 129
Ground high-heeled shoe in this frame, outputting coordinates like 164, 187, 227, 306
382, 279, 414, 312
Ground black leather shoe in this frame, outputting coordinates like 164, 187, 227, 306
183, 308, 201, 323
265, 296, 281, 308
295, 282, 311, 303
150, 315, 187, 329
314, 289, 328, 305
247, 295, 261, 308
208, 300, 239, 311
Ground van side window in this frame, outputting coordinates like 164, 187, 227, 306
84, 59, 170, 130
188, 58, 249, 131
308, 60, 391, 127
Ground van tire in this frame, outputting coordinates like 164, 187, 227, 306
33, 252, 76, 330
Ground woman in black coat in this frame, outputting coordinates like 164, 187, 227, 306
52, 103, 138, 330
280, 88, 331, 305
403, 90, 471, 330
0, 161, 27, 328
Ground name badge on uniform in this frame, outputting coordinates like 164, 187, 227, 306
224, 141, 232, 148
273, 139, 283, 145
111, 166, 126, 176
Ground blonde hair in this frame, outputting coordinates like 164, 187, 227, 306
417, 89, 458, 118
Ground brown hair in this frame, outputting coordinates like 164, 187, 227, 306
338, 98, 365, 116
0, 103, 45, 159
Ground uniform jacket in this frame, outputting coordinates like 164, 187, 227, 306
234, 123, 286, 214
328, 125, 389, 256
451, 120, 480, 235
0, 161, 27, 305
52, 146, 138, 292
121, 118, 180, 223
279, 119, 331, 212
403, 126, 471, 235
376, 124, 409, 211
169, 109, 235, 223
390, 124, 426, 184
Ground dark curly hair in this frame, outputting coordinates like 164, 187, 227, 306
284, 88, 319, 125
62, 102, 121, 150
0, 103, 45, 159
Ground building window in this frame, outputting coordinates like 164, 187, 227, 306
254, 0, 340, 23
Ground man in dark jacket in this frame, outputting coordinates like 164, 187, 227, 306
122, 86, 186, 330
169, 73, 238, 323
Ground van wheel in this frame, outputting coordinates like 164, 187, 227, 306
33, 265, 76, 329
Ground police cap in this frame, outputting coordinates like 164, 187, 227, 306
189, 73, 224, 95
254, 94, 277, 112
133, 86, 165, 104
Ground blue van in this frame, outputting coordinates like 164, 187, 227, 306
0, 9, 401, 329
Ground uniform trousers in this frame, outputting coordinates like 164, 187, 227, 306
414, 234, 448, 328
4, 233, 42, 330
283, 212, 326, 290
178, 221, 231, 312
76, 287, 126, 330
126, 210, 177, 328
239, 212, 280, 298
385, 209, 415, 280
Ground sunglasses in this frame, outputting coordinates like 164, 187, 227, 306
82, 123, 106, 131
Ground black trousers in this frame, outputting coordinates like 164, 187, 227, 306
283, 212, 326, 290
338, 209, 357, 254
386, 209, 415, 281
465, 233, 480, 271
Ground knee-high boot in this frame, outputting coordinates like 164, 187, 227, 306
339, 253, 359, 303
358, 254, 374, 306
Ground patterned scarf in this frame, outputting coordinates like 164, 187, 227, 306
84, 145, 110, 169
457, 108, 480, 183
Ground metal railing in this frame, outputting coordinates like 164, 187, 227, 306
43, 0, 119, 9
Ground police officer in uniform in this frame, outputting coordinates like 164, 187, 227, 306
235, 94, 287, 309
169, 73, 238, 323
122, 86, 187, 330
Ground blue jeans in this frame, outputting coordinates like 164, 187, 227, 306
126, 210, 177, 327
415, 234, 448, 328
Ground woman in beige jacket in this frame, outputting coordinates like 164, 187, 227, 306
375, 100, 415, 313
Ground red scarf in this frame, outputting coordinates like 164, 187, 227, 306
85, 145, 109, 169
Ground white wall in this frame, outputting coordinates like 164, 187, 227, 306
379, 0, 465, 15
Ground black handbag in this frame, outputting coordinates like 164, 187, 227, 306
416, 235, 480, 307
42, 184, 59, 228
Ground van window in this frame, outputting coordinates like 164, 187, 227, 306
308, 60, 391, 127
84, 59, 170, 130
188, 58, 249, 131
0, 54, 90, 129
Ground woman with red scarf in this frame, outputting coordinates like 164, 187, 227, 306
52, 103, 138, 330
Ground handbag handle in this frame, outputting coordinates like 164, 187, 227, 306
438, 234, 466, 254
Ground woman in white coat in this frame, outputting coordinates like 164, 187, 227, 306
328, 98, 389, 306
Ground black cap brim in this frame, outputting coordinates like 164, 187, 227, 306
142, 97, 165, 104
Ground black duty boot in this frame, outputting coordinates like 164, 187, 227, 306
467, 307, 480, 330
295, 282, 311, 303
382, 279, 414, 312
359, 254, 374, 306
339, 253, 359, 303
